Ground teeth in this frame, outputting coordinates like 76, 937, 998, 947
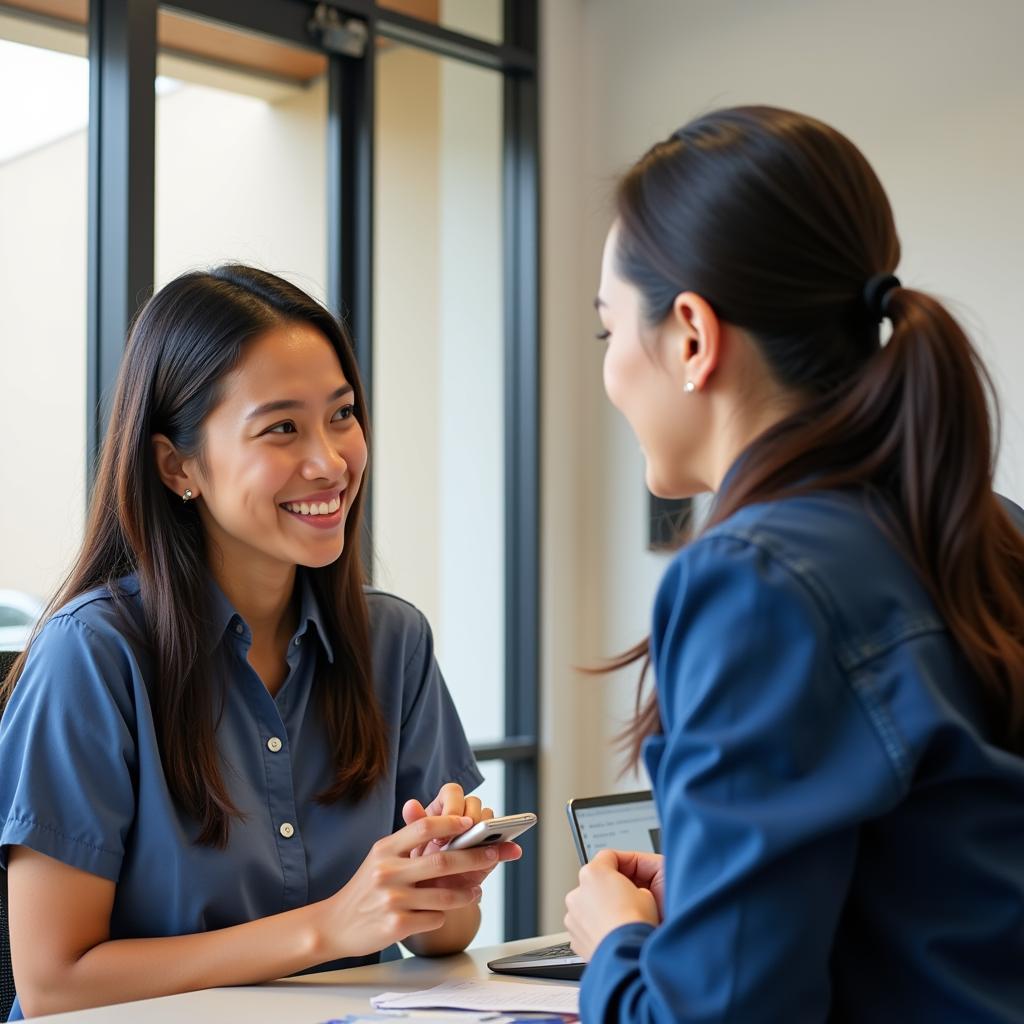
284, 494, 342, 516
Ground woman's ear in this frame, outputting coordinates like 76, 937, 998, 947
666, 291, 721, 393
151, 434, 199, 501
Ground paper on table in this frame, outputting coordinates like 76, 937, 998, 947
371, 979, 580, 1014
322, 1016, 509, 1024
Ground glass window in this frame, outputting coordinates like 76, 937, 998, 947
154, 13, 328, 300
0, 608, 34, 629
0, 14, 89, 624
471, 760, 505, 947
378, 0, 503, 45
374, 42, 505, 746
375, 42, 506, 945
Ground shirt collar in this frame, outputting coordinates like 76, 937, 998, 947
294, 570, 335, 663
205, 570, 335, 663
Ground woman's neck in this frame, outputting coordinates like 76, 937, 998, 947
710, 399, 797, 493
210, 554, 298, 649
706, 336, 805, 492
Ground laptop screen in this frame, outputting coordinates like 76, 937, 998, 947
566, 790, 661, 864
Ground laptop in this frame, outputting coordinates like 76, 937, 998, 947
487, 789, 661, 980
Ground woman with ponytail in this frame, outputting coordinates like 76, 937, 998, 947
0, 267, 518, 1018
564, 107, 1024, 1022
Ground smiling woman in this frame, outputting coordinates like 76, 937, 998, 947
0, 266, 519, 1019
153, 320, 368, 604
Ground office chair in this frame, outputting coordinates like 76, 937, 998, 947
0, 648, 19, 1021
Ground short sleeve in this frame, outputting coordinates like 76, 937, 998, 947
582, 535, 905, 1023
0, 614, 138, 881
391, 609, 483, 830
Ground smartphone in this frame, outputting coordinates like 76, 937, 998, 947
442, 812, 537, 851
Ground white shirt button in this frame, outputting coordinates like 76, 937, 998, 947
279, 822, 295, 839
293, 636, 302, 646
234, 622, 244, 635
267, 736, 283, 753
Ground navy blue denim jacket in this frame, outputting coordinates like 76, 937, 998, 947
583, 487, 1024, 1023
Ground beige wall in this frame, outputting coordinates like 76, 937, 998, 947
154, 76, 327, 295
538, 0, 1024, 931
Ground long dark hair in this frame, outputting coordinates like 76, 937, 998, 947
609, 106, 1024, 764
1, 265, 388, 846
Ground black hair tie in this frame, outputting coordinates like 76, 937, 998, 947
862, 272, 901, 322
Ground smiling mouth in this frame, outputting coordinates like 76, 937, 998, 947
281, 493, 343, 517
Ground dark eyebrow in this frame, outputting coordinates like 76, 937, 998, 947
246, 384, 354, 421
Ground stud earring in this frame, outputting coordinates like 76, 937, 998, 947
684, 381, 696, 393
182, 489, 194, 503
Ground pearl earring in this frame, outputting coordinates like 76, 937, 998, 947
182, 489, 194, 503
684, 381, 696, 393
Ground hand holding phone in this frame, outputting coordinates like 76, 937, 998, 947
442, 812, 537, 851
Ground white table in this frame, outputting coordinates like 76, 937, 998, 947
29, 933, 575, 1022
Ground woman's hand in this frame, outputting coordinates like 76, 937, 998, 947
605, 850, 666, 920
7, 821, 503, 1017
564, 849, 660, 960
402, 782, 522, 888
403, 781, 490, 855
399, 783, 521, 956
323, 813, 502, 960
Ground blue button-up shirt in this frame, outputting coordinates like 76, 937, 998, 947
583, 488, 1024, 1023
0, 573, 482, 1019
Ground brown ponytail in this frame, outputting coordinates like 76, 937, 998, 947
607, 107, 1024, 767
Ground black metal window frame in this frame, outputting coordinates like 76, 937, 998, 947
85, 0, 540, 939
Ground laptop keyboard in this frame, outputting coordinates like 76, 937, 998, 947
521, 941, 577, 960
488, 939, 586, 980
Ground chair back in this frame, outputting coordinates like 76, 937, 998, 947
0, 869, 13, 1022
0, 648, 19, 1020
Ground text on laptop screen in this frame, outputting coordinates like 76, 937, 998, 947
574, 798, 661, 860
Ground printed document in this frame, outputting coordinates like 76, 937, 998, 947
371, 979, 580, 1015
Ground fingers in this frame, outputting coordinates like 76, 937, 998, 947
583, 849, 620, 878
440, 783, 465, 816
418, 842, 523, 890
387, 814, 474, 856
609, 850, 662, 887
563, 893, 584, 956
637, 887, 659, 919
425, 869, 490, 889
425, 782, 465, 818
464, 795, 483, 822
499, 841, 523, 862
422, 784, 475, 852
401, 910, 447, 937
401, 883, 483, 913
402, 798, 426, 826
591, 849, 619, 868
404, 840, 521, 885
402, 800, 430, 859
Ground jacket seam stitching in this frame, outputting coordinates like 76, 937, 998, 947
697, 531, 913, 791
